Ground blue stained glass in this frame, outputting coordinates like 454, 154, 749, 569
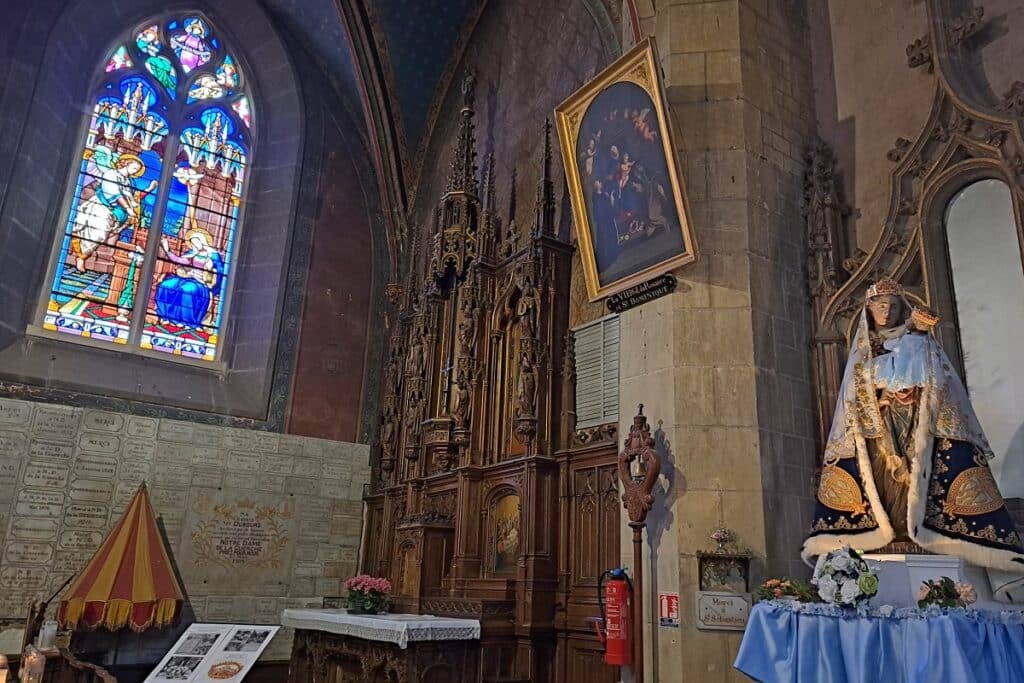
46, 13, 252, 362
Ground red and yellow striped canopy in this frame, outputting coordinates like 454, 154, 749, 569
58, 483, 184, 632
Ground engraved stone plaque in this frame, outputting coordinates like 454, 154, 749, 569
73, 456, 118, 480
0, 566, 48, 590
123, 439, 156, 461
227, 451, 260, 472
254, 597, 280, 624
0, 457, 22, 492
69, 478, 114, 502
181, 493, 298, 586
287, 478, 318, 496
190, 467, 224, 488
257, 476, 285, 493
11, 518, 59, 540
4, 541, 55, 565
78, 432, 121, 454
126, 416, 158, 439
156, 441, 192, 464
149, 486, 183, 511
82, 411, 125, 433
321, 462, 352, 481
59, 530, 103, 551
302, 440, 325, 457
15, 489, 65, 517
222, 430, 257, 451
299, 499, 331, 519
191, 447, 226, 468
54, 552, 92, 577
695, 591, 752, 631
0, 399, 32, 426
278, 436, 303, 455
261, 455, 292, 474
205, 597, 234, 621
23, 461, 70, 489
154, 463, 192, 487
157, 420, 194, 443
0, 431, 28, 458
119, 460, 152, 483
224, 472, 257, 490
64, 504, 109, 529
254, 432, 279, 453
291, 458, 320, 478
32, 406, 79, 442
29, 441, 73, 460
294, 543, 318, 562
299, 519, 330, 541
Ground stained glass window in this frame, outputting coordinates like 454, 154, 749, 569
41, 14, 253, 362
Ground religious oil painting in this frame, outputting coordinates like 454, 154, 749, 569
555, 38, 697, 300
492, 493, 521, 574
41, 13, 251, 362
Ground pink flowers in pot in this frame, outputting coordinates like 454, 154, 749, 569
344, 574, 392, 614
344, 575, 392, 594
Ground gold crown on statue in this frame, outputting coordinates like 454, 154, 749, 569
910, 306, 940, 329
866, 278, 903, 298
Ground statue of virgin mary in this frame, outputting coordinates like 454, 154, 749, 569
803, 278, 1024, 584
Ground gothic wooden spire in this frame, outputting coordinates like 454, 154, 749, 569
482, 152, 496, 212
445, 72, 478, 196
534, 118, 555, 237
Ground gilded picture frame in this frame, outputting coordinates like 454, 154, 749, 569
555, 37, 697, 301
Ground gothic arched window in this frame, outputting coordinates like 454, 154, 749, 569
944, 178, 1024, 497
39, 14, 252, 362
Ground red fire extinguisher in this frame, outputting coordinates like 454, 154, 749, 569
593, 567, 633, 666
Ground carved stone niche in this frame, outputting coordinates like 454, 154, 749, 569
807, 0, 1024, 440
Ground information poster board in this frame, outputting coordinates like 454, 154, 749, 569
144, 623, 280, 682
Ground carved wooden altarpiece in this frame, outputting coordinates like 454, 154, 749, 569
363, 74, 619, 682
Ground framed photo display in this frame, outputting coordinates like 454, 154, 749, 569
555, 37, 697, 301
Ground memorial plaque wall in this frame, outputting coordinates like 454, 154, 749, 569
0, 397, 370, 662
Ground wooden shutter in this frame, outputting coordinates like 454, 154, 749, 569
573, 316, 620, 428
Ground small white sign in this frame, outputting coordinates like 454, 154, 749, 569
658, 592, 679, 628
695, 591, 751, 631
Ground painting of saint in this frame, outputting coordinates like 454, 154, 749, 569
155, 229, 224, 328
555, 38, 697, 300
492, 494, 521, 573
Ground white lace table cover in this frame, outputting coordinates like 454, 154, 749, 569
280, 609, 481, 649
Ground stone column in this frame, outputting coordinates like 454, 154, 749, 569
618, 1, 818, 680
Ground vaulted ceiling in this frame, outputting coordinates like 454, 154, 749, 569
260, 0, 620, 281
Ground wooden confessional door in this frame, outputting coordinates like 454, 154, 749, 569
558, 442, 621, 683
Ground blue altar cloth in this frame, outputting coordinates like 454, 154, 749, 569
734, 601, 1024, 683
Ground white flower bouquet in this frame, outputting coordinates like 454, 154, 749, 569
811, 546, 879, 606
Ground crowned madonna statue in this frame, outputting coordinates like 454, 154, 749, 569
803, 278, 1024, 590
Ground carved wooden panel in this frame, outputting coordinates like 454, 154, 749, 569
570, 464, 619, 586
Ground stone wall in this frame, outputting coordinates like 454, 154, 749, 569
410, 0, 612, 277
617, 0, 816, 680
809, 0, 1024, 251
0, 396, 369, 661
